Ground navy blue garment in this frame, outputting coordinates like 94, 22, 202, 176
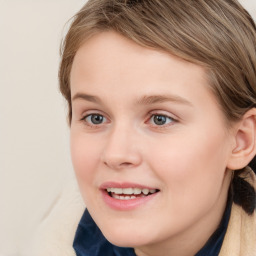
73, 197, 232, 256
73, 210, 136, 256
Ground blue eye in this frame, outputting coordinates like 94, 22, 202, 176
84, 114, 106, 125
150, 114, 173, 126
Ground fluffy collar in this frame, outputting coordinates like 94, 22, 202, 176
219, 167, 256, 256
73, 168, 256, 256
26, 168, 256, 256
73, 197, 232, 256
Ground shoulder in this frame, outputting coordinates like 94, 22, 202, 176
219, 168, 256, 256
22, 180, 85, 256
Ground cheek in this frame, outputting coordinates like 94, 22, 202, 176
147, 128, 230, 205
70, 132, 101, 187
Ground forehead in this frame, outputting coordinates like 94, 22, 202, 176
71, 31, 208, 96
70, 31, 228, 128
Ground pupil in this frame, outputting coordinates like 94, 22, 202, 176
91, 114, 103, 124
154, 115, 166, 125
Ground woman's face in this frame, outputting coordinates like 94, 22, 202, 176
70, 31, 234, 255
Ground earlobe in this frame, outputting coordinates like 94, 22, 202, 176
227, 108, 256, 170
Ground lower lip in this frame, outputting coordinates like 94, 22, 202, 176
101, 190, 159, 211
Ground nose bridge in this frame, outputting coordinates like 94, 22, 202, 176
102, 121, 141, 169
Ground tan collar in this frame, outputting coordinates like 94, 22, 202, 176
219, 168, 256, 256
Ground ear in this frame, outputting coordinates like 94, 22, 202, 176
227, 108, 256, 170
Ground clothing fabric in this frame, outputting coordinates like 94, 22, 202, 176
73, 167, 256, 256
26, 167, 256, 256
73, 209, 136, 256
20, 180, 85, 256
73, 195, 232, 256
249, 157, 256, 172
218, 168, 256, 256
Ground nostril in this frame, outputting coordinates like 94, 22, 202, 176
103, 160, 133, 170
121, 162, 132, 166
102, 151, 142, 169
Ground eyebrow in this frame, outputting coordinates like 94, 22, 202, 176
72, 93, 102, 104
136, 94, 193, 107
72, 92, 193, 107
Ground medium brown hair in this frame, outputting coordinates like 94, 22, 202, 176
59, 0, 256, 125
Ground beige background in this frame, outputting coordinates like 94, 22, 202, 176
0, 1, 85, 255
0, 0, 255, 255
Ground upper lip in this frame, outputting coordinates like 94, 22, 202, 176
100, 181, 159, 190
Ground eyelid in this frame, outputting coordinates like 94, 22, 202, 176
83, 113, 106, 122
146, 110, 178, 127
80, 110, 110, 128
148, 110, 178, 120
78, 109, 178, 128
80, 109, 109, 120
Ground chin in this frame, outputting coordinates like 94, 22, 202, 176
100, 224, 152, 248
105, 233, 147, 248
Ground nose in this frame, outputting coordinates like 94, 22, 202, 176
101, 125, 142, 170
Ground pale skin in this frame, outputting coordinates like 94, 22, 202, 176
69, 31, 256, 256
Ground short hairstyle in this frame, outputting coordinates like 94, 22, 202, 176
59, 0, 256, 125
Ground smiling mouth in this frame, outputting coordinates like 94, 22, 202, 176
106, 187, 160, 200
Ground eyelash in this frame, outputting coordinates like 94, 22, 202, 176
80, 112, 177, 129
147, 113, 177, 128
81, 113, 108, 128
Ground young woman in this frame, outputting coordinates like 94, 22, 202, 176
56, 0, 256, 255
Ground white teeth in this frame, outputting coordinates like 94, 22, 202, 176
109, 188, 122, 194
122, 188, 133, 195
106, 187, 157, 195
134, 188, 142, 195
142, 188, 149, 195
112, 194, 119, 199
112, 194, 137, 200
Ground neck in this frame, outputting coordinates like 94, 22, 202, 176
134, 171, 232, 256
